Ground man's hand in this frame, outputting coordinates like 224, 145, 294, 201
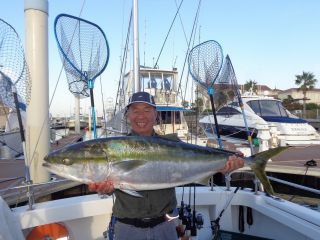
219, 155, 245, 174
88, 180, 115, 194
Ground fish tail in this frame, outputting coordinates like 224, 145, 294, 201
245, 147, 289, 195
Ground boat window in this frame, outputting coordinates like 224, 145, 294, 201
247, 101, 261, 116
217, 107, 241, 115
248, 100, 288, 117
162, 74, 173, 91
278, 103, 288, 116
158, 111, 181, 124
140, 72, 175, 92
229, 101, 239, 107
139, 72, 162, 90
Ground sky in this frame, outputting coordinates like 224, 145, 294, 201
1, 0, 320, 116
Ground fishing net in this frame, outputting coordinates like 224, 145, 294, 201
212, 55, 240, 109
188, 40, 223, 88
214, 55, 254, 151
188, 40, 224, 148
0, 18, 32, 181
54, 13, 109, 98
54, 14, 110, 138
0, 18, 31, 110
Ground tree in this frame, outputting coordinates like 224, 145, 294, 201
191, 97, 204, 113
181, 100, 189, 108
295, 71, 317, 117
244, 79, 258, 93
282, 95, 302, 111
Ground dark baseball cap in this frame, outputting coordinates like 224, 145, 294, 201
126, 91, 156, 109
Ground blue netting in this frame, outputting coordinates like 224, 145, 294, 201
0, 18, 31, 109
54, 13, 109, 98
188, 40, 223, 88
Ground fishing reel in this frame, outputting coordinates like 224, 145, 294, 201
195, 213, 204, 229
179, 205, 204, 237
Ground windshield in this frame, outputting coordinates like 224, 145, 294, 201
247, 100, 288, 117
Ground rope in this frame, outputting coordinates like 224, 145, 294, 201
99, 75, 107, 135
153, 0, 184, 69
177, 0, 202, 100
114, 9, 132, 116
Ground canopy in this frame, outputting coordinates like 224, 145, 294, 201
156, 106, 192, 112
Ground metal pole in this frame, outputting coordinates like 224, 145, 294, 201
25, 0, 50, 184
133, 0, 140, 92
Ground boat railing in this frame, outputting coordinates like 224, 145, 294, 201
226, 171, 320, 195
267, 176, 320, 195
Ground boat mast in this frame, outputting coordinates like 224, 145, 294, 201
133, 0, 140, 92
25, 0, 50, 183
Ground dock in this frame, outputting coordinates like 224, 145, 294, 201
207, 138, 320, 177
50, 133, 83, 151
267, 145, 320, 177
0, 134, 83, 206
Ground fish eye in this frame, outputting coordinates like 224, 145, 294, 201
62, 158, 72, 165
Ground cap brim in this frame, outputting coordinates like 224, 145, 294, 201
126, 101, 156, 109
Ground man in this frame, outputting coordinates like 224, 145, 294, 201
89, 91, 244, 240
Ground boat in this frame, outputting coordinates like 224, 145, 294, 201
66, 115, 103, 130
1, 1, 320, 240
199, 91, 320, 147
50, 117, 67, 130
66, 115, 88, 130
0, 107, 25, 158
107, 67, 190, 139
2, 184, 319, 240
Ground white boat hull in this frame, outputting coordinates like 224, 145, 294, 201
0, 130, 23, 157
9, 187, 320, 240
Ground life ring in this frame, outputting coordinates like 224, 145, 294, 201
26, 223, 69, 240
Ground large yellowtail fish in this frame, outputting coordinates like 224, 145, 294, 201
43, 136, 287, 196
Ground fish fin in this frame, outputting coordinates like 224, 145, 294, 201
245, 146, 289, 195
113, 160, 146, 171
120, 189, 143, 197
195, 176, 212, 186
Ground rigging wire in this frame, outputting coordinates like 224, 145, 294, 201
177, 0, 202, 101
174, 0, 189, 46
153, 0, 184, 69
98, 74, 107, 137
113, 8, 132, 116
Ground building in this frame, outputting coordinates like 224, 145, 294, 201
277, 88, 320, 105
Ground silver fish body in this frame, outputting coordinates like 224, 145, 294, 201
43, 136, 288, 195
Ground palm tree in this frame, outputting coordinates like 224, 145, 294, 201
295, 71, 317, 118
244, 79, 258, 93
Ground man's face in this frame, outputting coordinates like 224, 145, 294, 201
127, 103, 157, 136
